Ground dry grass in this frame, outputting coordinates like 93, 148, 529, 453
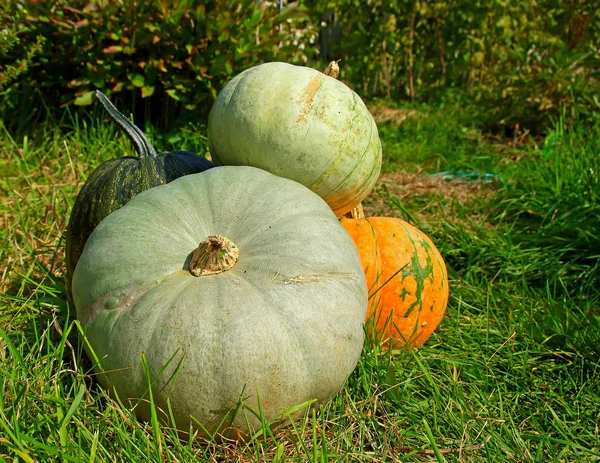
362, 171, 495, 227
368, 104, 422, 126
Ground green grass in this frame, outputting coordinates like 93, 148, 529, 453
1, 105, 599, 462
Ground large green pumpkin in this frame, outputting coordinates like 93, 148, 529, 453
72, 166, 367, 438
65, 91, 212, 286
207, 62, 382, 216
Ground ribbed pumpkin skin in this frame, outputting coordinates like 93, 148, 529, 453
73, 166, 367, 437
341, 217, 448, 348
207, 62, 382, 216
65, 151, 212, 284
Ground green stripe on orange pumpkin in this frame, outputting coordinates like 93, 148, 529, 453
341, 216, 449, 348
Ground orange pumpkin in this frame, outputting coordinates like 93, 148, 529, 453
341, 217, 449, 348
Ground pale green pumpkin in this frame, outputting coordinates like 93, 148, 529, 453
72, 166, 367, 438
207, 62, 382, 216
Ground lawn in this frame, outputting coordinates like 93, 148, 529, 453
0, 102, 599, 462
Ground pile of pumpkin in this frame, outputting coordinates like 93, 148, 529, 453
66, 62, 448, 439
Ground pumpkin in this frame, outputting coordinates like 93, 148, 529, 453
65, 91, 213, 285
341, 217, 448, 348
72, 166, 367, 438
207, 62, 382, 216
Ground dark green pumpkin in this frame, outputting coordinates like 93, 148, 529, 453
65, 91, 213, 285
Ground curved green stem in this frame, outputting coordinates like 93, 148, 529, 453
95, 91, 158, 158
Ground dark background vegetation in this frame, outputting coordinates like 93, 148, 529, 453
2, 0, 599, 133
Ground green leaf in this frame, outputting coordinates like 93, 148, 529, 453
247, 10, 263, 27
141, 85, 155, 98
67, 78, 89, 88
102, 45, 122, 54
166, 89, 180, 101
73, 91, 95, 106
128, 73, 145, 88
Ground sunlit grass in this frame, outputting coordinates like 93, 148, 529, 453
1, 106, 599, 461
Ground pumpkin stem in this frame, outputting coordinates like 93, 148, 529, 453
96, 91, 158, 158
323, 60, 341, 79
189, 235, 239, 276
343, 203, 365, 220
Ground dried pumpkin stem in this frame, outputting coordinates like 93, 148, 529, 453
323, 60, 340, 79
189, 235, 239, 276
344, 203, 365, 220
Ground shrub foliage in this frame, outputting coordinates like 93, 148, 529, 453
1, 0, 599, 131
1, 0, 316, 124
307, 0, 600, 131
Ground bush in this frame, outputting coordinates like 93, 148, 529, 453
306, 0, 600, 133
3, 0, 599, 133
1, 0, 317, 127
0, 0, 46, 92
